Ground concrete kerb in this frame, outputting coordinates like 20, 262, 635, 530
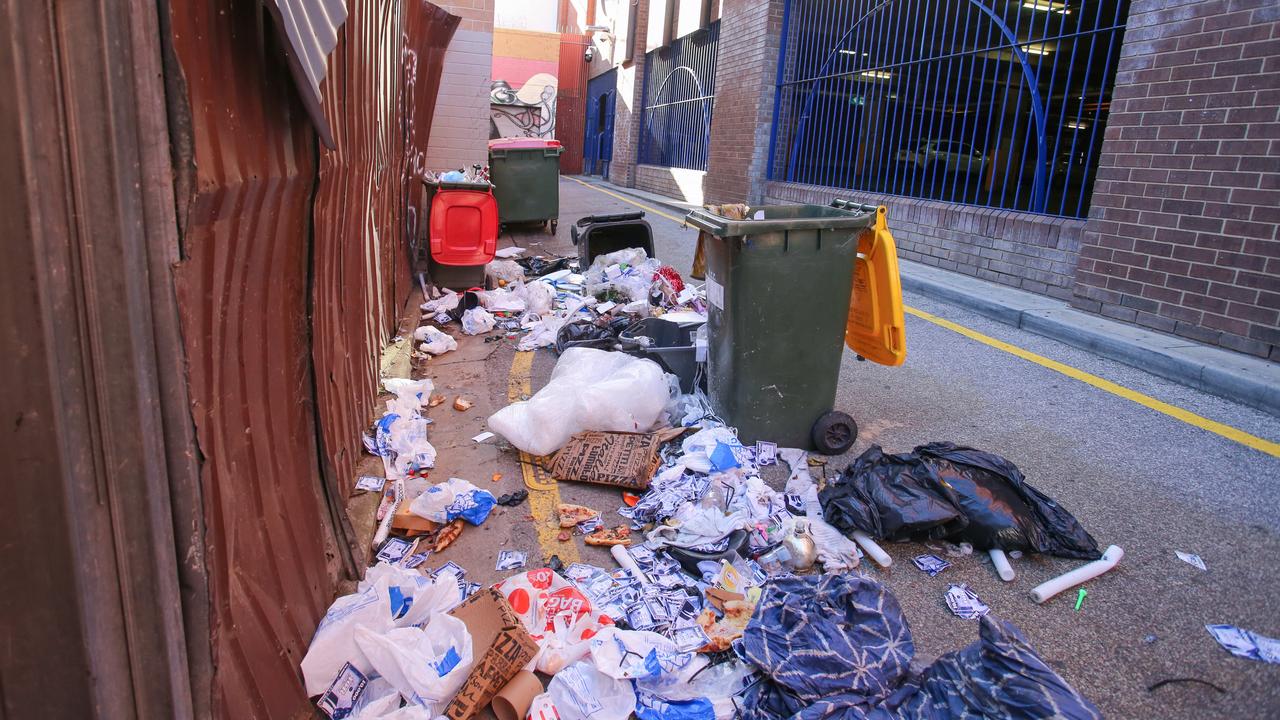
569, 175, 1280, 418
899, 260, 1280, 418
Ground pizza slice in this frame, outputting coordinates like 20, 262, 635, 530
584, 525, 632, 547
558, 503, 600, 528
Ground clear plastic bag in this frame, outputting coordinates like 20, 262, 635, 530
486, 259, 527, 286
415, 325, 458, 356
487, 347, 673, 456
547, 661, 636, 720
461, 308, 497, 335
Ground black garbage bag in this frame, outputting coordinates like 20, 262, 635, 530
819, 442, 1099, 560
516, 255, 573, 277
553, 316, 637, 353
738, 574, 1103, 720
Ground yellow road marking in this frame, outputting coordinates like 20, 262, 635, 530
565, 175, 688, 224
508, 351, 580, 563
569, 173, 1279, 457
905, 306, 1280, 458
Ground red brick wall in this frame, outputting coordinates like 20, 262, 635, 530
1075, 0, 1280, 359
703, 0, 784, 204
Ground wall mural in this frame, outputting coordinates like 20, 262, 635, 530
490, 73, 558, 139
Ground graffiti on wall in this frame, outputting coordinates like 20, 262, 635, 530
490, 74, 558, 138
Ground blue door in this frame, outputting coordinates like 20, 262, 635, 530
584, 70, 617, 176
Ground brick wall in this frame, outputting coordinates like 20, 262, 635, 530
608, 0, 649, 187
703, 0, 784, 205
767, 181, 1085, 298
635, 164, 705, 204
1076, 0, 1280, 359
425, 0, 496, 170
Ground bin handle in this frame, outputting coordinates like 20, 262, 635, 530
830, 198, 880, 214
684, 208, 727, 235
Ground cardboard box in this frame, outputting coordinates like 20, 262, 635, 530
391, 499, 438, 534
444, 588, 539, 720
544, 428, 686, 490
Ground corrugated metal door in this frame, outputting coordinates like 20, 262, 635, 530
556, 34, 591, 174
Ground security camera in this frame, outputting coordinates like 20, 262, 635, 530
584, 46, 595, 63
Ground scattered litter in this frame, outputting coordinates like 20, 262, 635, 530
584, 525, 633, 546
494, 246, 526, 258
410, 477, 497, 526
355, 475, 387, 493
472, 431, 495, 443
912, 554, 951, 576
1147, 677, 1227, 695
1176, 550, 1207, 571
1143, 634, 1158, 644
557, 531, 571, 542
557, 503, 600, 528
820, 443, 1100, 559
755, 440, 777, 465
461, 307, 497, 335
495, 490, 528, 507
488, 347, 673, 456
491, 473, 502, 482
403, 551, 431, 569
433, 519, 464, 553
415, 325, 458, 355
1206, 624, 1280, 665
545, 428, 686, 490
574, 517, 603, 535
453, 397, 474, 411
429, 393, 447, 408
376, 537, 414, 564
945, 584, 991, 620
316, 662, 368, 719
1074, 587, 1088, 611
496, 550, 528, 571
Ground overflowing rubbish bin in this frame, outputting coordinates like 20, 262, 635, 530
428, 180, 499, 288
570, 212, 655, 267
488, 138, 563, 233
686, 200, 905, 453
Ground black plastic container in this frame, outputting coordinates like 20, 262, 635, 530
571, 212, 656, 268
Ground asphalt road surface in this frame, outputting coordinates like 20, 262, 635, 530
375, 176, 1280, 720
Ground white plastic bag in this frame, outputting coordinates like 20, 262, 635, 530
487, 347, 673, 456
547, 661, 636, 720
353, 614, 472, 714
588, 627, 706, 682
414, 325, 458, 355
477, 288, 527, 313
408, 477, 497, 525
300, 564, 462, 696
421, 292, 460, 314
461, 307, 497, 335
517, 281, 556, 316
486, 259, 526, 285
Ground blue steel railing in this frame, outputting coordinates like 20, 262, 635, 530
768, 0, 1128, 219
638, 21, 721, 171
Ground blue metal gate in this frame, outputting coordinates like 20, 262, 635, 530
584, 69, 618, 176
638, 21, 721, 171
769, 0, 1128, 218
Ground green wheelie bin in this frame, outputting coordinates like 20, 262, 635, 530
488, 138, 563, 233
685, 200, 879, 454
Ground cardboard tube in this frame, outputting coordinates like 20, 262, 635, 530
372, 479, 403, 549
491, 671, 543, 720
1030, 545, 1124, 604
610, 544, 649, 582
989, 549, 1015, 582
851, 531, 892, 567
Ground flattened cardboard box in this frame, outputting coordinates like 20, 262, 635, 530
444, 588, 538, 720
544, 428, 686, 490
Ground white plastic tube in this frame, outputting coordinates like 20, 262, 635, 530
989, 549, 1015, 582
1030, 545, 1124, 604
851, 530, 892, 568
610, 544, 648, 582
372, 479, 404, 549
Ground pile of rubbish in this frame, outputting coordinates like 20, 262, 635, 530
302, 240, 1121, 719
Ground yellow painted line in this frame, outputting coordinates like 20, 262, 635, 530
508, 351, 580, 563
904, 305, 1280, 458
565, 175, 688, 225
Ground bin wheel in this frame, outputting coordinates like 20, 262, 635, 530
812, 411, 857, 455
571, 225, 580, 245
549, 219, 558, 234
